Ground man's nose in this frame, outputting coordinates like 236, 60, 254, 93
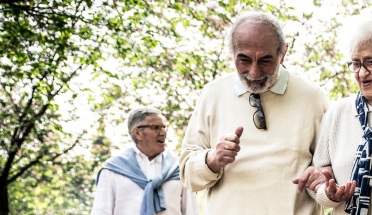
159, 128, 167, 135
248, 63, 261, 79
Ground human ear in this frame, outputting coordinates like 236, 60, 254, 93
133, 128, 143, 140
280, 43, 289, 64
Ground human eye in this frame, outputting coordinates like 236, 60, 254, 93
352, 61, 361, 67
348, 61, 362, 72
258, 58, 273, 66
152, 124, 161, 130
365, 59, 372, 66
239, 57, 251, 63
237, 54, 251, 64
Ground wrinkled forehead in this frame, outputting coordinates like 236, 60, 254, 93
236, 19, 273, 30
351, 38, 372, 58
234, 22, 279, 53
236, 20, 277, 35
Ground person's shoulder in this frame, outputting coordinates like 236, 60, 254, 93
324, 94, 356, 117
288, 72, 322, 90
287, 72, 329, 101
164, 148, 180, 160
101, 146, 135, 167
332, 94, 356, 109
337, 94, 356, 103
113, 145, 135, 157
99, 168, 117, 177
204, 73, 234, 88
197, 73, 235, 100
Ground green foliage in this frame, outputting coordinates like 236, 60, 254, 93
1, 0, 372, 214
324, 207, 333, 215
9, 155, 95, 215
0, 0, 111, 214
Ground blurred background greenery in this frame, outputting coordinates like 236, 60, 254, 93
0, 0, 371, 214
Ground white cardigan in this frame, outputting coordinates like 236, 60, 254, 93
313, 95, 372, 215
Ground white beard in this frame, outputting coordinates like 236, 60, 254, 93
237, 63, 280, 94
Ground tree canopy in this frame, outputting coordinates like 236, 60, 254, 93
0, 0, 371, 214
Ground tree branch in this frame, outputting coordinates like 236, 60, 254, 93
7, 130, 87, 184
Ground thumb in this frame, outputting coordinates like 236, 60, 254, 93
235, 126, 244, 138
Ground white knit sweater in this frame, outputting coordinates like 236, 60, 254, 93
313, 95, 372, 215
180, 69, 329, 215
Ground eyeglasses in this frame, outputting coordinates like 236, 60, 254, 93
347, 60, 372, 73
249, 93, 267, 130
137, 124, 166, 132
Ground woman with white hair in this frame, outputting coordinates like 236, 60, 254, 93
309, 9, 372, 215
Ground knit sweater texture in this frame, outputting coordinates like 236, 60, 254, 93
180, 70, 329, 215
313, 95, 372, 215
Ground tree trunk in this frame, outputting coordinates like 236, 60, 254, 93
0, 178, 9, 215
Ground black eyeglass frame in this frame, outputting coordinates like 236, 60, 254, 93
347, 60, 372, 73
136, 124, 167, 132
249, 93, 267, 130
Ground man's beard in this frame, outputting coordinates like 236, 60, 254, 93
237, 64, 280, 94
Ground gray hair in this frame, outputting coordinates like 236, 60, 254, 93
127, 107, 163, 142
226, 11, 286, 56
337, 9, 372, 60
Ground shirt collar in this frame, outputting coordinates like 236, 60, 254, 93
233, 66, 289, 96
132, 145, 163, 163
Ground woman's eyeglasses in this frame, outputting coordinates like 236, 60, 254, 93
347, 60, 372, 73
249, 94, 267, 130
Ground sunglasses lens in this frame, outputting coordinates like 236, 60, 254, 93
253, 110, 267, 129
250, 93, 267, 130
249, 94, 258, 107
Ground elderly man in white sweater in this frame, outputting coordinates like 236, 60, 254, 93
179, 11, 329, 215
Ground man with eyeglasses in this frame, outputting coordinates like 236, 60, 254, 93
91, 107, 199, 215
179, 11, 330, 215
